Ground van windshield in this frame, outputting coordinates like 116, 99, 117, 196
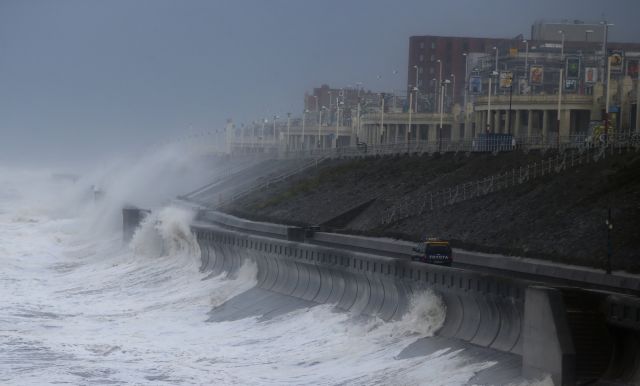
426, 246, 450, 255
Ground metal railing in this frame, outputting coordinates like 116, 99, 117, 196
277, 130, 640, 160
380, 140, 639, 225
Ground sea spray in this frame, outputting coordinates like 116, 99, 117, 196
209, 260, 258, 309
393, 289, 447, 337
130, 206, 198, 258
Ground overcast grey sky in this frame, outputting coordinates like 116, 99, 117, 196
1, 0, 638, 165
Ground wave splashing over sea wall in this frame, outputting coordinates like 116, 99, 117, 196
0, 168, 541, 385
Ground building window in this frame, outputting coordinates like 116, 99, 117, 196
419, 67, 424, 74
419, 54, 424, 62
431, 42, 436, 49
430, 54, 435, 62
429, 67, 434, 75
420, 42, 424, 49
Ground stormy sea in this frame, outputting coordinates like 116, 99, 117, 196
0, 149, 550, 385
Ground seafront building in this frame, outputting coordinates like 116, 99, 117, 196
226, 20, 640, 154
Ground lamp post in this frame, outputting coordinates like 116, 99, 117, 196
272, 115, 279, 144
487, 71, 498, 133
450, 73, 456, 108
413, 65, 420, 113
462, 53, 468, 114
286, 112, 291, 150
522, 40, 529, 83
439, 79, 451, 151
493, 46, 499, 95
318, 106, 326, 148
380, 93, 385, 145
605, 207, 613, 274
301, 109, 307, 150
261, 118, 266, 144
408, 85, 415, 148
437, 59, 442, 112
557, 30, 565, 148
336, 97, 341, 148
602, 21, 614, 139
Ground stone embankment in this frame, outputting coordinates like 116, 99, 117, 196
225, 148, 640, 272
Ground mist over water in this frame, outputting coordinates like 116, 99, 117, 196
0, 149, 548, 385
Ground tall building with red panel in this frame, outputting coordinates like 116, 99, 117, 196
408, 35, 517, 111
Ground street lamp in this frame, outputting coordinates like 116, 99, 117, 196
318, 106, 326, 148
601, 21, 615, 139
557, 30, 565, 148
437, 59, 442, 112
439, 79, 451, 151
522, 40, 529, 83
462, 53, 468, 113
450, 73, 456, 108
286, 112, 291, 150
408, 84, 416, 148
493, 46, 499, 95
302, 109, 308, 150
487, 70, 498, 133
413, 65, 420, 113
273, 115, 279, 143
379, 93, 385, 145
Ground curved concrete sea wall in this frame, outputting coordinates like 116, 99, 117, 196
192, 222, 528, 355
120, 207, 639, 385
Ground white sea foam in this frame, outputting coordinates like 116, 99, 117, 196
0, 166, 509, 385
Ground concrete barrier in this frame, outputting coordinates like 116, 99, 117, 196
193, 223, 528, 356
523, 286, 575, 386
188, 214, 640, 384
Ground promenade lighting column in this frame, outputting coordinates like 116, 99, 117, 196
522, 40, 529, 82
450, 74, 456, 108
637, 70, 640, 132
439, 79, 449, 151
408, 85, 414, 148
318, 106, 326, 148
380, 93, 385, 146
493, 46, 499, 94
301, 109, 307, 150
356, 101, 361, 141
602, 22, 614, 138
413, 65, 420, 113
557, 30, 565, 147
286, 112, 291, 151
487, 71, 497, 133
462, 53, 468, 115
437, 59, 442, 112
335, 100, 340, 148
273, 115, 279, 144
